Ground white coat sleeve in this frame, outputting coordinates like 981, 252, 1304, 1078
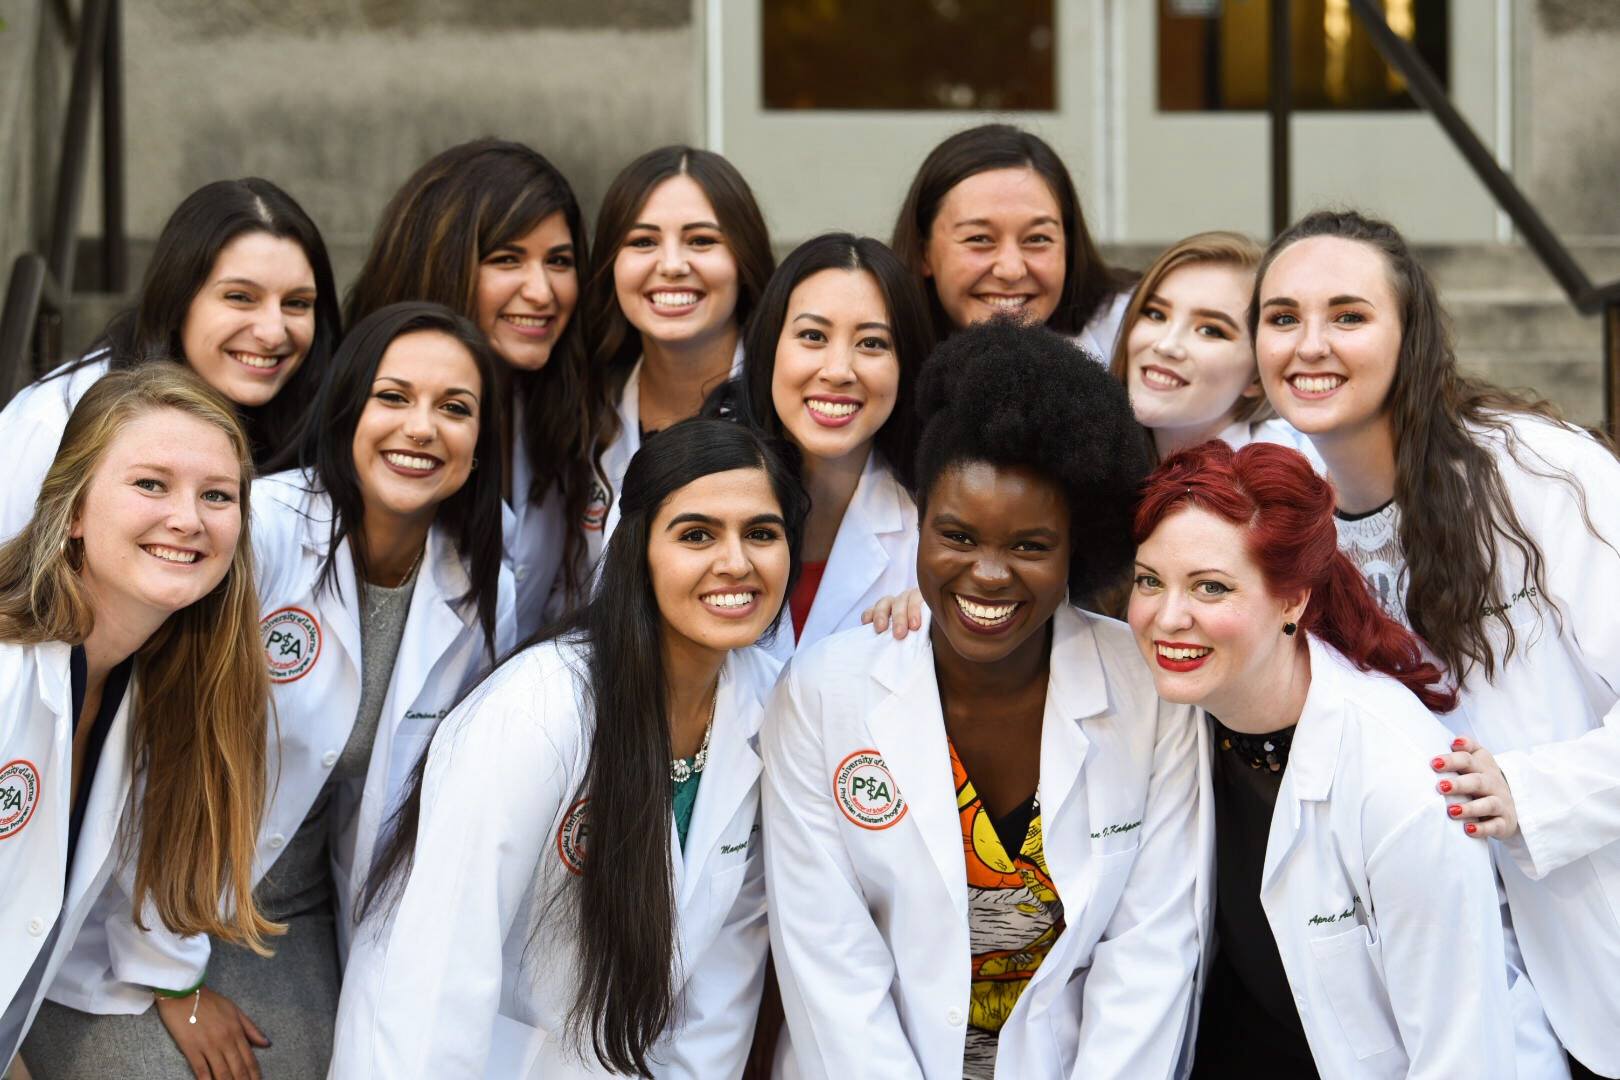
0, 412, 66, 542
1491, 431, 1620, 878
1364, 805, 1515, 1078
760, 666, 925, 1080
656, 827, 769, 1079
1070, 701, 1202, 1080
102, 866, 211, 996
335, 682, 565, 1079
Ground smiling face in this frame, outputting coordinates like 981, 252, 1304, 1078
180, 231, 318, 408
72, 408, 243, 625
350, 330, 482, 527
1128, 506, 1306, 718
613, 175, 741, 351
1255, 235, 1402, 441
475, 210, 579, 371
647, 467, 792, 656
1126, 261, 1262, 441
769, 268, 900, 469
919, 461, 1071, 666
922, 167, 1066, 329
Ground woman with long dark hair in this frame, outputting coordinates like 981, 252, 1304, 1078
890, 124, 1134, 360
330, 418, 803, 1078
345, 139, 597, 630
583, 145, 774, 562
1130, 440, 1558, 1079
34, 303, 512, 1078
1252, 209, 1620, 1078
765, 319, 1201, 1079
725, 232, 931, 659
0, 177, 341, 540
2, 365, 273, 1078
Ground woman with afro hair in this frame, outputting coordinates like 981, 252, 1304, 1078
761, 318, 1204, 1079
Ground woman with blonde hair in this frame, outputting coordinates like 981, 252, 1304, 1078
0, 364, 272, 1079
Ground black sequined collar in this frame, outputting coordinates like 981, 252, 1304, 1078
1213, 717, 1295, 773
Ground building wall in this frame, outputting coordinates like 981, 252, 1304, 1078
1527, 0, 1620, 239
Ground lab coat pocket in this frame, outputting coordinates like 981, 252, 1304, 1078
1307, 923, 1399, 1059
707, 862, 749, 914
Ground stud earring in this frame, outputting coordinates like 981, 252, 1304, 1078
470, 457, 478, 470
1283, 622, 1297, 636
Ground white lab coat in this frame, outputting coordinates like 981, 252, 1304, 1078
329, 638, 779, 1079
1073, 292, 1130, 365
584, 348, 745, 567
763, 604, 1204, 1080
47, 469, 517, 1012
1209, 416, 1325, 469
0, 642, 134, 1067
1231, 634, 1528, 1079
761, 452, 917, 663
0, 353, 110, 543
1440, 413, 1620, 1075
503, 416, 569, 637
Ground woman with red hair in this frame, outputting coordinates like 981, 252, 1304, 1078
1128, 441, 1559, 1079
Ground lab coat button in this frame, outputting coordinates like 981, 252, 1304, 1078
321, 751, 339, 767
946, 1007, 965, 1026
268, 833, 286, 849
515, 566, 527, 581
27, 917, 44, 936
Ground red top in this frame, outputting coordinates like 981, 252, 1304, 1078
789, 560, 828, 641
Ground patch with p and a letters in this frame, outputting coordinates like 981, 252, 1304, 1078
582, 480, 608, 532
0, 759, 42, 840
557, 798, 590, 875
834, 749, 907, 830
261, 606, 321, 683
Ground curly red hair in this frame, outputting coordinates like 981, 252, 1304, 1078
1134, 441, 1456, 712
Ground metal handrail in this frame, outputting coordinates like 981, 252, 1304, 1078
0, 0, 124, 399
1271, 0, 1620, 434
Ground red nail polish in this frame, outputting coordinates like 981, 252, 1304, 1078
1465, 823, 1478, 835
1438, 780, 1453, 793
1449, 804, 1463, 818
1431, 757, 1445, 770
1452, 738, 1466, 750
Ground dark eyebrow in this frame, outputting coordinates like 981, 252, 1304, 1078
375, 376, 480, 402
1261, 297, 1297, 308
792, 313, 832, 326
215, 276, 315, 294
955, 216, 1060, 229
1329, 294, 1372, 307
664, 511, 787, 532
1192, 307, 1241, 330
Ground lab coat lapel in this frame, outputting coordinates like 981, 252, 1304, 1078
298, 510, 362, 680
799, 455, 906, 648
1259, 635, 1344, 897
676, 657, 761, 913
1036, 607, 1109, 912
32, 643, 72, 894
871, 633, 967, 918
388, 525, 472, 725
64, 679, 136, 911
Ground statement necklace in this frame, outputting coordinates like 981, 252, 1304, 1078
670, 684, 718, 783
1217, 721, 1295, 773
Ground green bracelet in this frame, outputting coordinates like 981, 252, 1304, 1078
151, 975, 205, 999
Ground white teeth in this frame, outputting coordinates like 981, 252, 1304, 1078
1142, 368, 1187, 390
1156, 644, 1213, 660
806, 399, 859, 418
955, 595, 1019, 625
982, 296, 1029, 311
650, 290, 701, 307
1291, 374, 1345, 394
230, 351, 281, 369
503, 314, 551, 328
145, 545, 198, 564
384, 451, 438, 471
704, 592, 754, 608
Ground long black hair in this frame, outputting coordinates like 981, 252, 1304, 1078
730, 232, 933, 490
362, 418, 806, 1078
79, 177, 341, 463
345, 139, 598, 603
890, 123, 1134, 341
271, 301, 504, 656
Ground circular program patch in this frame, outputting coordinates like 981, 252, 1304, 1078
833, 749, 907, 830
261, 607, 321, 683
582, 481, 609, 532
0, 759, 42, 840
557, 798, 590, 875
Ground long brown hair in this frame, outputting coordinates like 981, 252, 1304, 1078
345, 138, 597, 604
0, 365, 277, 952
890, 123, 1135, 341
582, 146, 775, 464
1253, 209, 1609, 684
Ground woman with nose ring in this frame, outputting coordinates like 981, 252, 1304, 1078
582, 146, 775, 564
32, 303, 514, 1079
764, 319, 1202, 1079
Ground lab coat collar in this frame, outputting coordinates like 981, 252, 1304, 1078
1260, 633, 1348, 892
673, 651, 764, 910
796, 452, 909, 648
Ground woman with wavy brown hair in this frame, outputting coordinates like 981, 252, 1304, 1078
1254, 207, 1620, 1079
1, 364, 272, 1079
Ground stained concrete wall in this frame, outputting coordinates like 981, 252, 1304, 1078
1526, 0, 1620, 240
